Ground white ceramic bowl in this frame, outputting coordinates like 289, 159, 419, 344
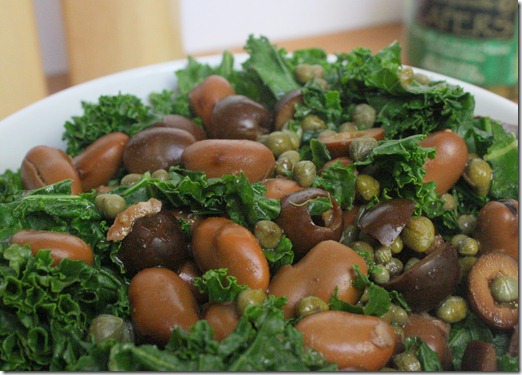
0, 54, 518, 173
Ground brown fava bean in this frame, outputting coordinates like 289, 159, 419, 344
123, 127, 196, 173
467, 251, 518, 330
318, 128, 385, 159
191, 217, 270, 290
10, 229, 93, 266
153, 114, 206, 141
296, 310, 396, 371
128, 267, 200, 346
116, 210, 188, 277
403, 314, 452, 369
262, 177, 303, 200
276, 188, 343, 259
21, 145, 82, 194
209, 95, 272, 140
419, 130, 468, 195
203, 302, 239, 341
178, 260, 206, 303
461, 340, 498, 371
189, 75, 236, 126
268, 240, 368, 319
274, 89, 303, 130
74, 132, 129, 191
181, 139, 275, 183
475, 199, 518, 261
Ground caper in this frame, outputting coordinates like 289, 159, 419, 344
293, 160, 317, 187
338, 122, 358, 133
385, 257, 404, 277
356, 174, 380, 202
404, 257, 421, 271
312, 77, 329, 91
283, 129, 301, 149
352, 103, 376, 130
151, 169, 169, 181
253, 220, 283, 249
490, 276, 518, 304
389, 304, 408, 326
237, 288, 267, 314
436, 295, 468, 323
398, 67, 415, 89
359, 287, 370, 303
390, 236, 404, 254
400, 216, 435, 253
371, 264, 390, 284
95, 193, 126, 219
120, 173, 143, 186
267, 131, 294, 158
463, 157, 492, 196
318, 129, 337, 138
348, 137, 378, 162
302, 114, 326, 131
413, 72, 430, 85
450, 233, 469, 249
392, 325, 405, 342
296, 295, 330, 318
275, 150, 300, 176
351, 241, 374, 260
393, 350, 422, 372
458, 256, 477, 282
457, 214, 477, 235
374, 245, 392, 264
340, 224, 359, 246
457, 237, 479, 256
441, 193, 456, 211
295, 63, 324, 84
88, 314, 131, 343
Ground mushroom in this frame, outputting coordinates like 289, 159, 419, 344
460, 340, 497, 371
273, 88, 303, 130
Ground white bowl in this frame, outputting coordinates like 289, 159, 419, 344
0, 54, 518, 173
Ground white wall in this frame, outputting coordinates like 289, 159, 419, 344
33, 0, 405, 75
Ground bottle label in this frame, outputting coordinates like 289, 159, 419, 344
407, 0, 518, 86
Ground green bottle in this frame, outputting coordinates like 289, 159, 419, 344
406, 0, 518, 100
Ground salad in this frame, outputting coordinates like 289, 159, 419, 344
0, 35, 518, 371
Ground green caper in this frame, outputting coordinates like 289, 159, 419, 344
463, 157, 493, 195
88, 314, 132, 343
151, 169, 169, 181
348, 137, 378, 162
389, 304, 408, 326
441, 193, 457, 211
374, 245, 392, 264
457, 214, 477, 235
457, 237, 479, 256
283, 129, 301, 149
95, 193, 126, 219
490, 276, 518, 304
359, 287, 370, 303
413, 72, 431, 85
450, 233, 469, 249
393, 350, 422, 372
267, 131, 294, 158
295, 63, 324, 84
390, 236, 404, 254
351, 241, 374, 260
392, 325, 405, 342
120, 173, 143, 186
275, 150, 301, 176
458, 256, 477, 282
296, 296, 330, 318
312, 77, 329, 91
352, 103, 376, 130
253, 220, 283, 249
318, 129, 337, 138
436, 295, 468, 323
371, 264, 390, 284
385, 257, 404, 277
340, 224, 359, 246
293, 160, 317, 187
356, 174, 380, 202
338, 122, 358, 133
400, 216, 435, 253
237, 288, 267, 314
404, 257, 421, 271
302, 114, 326, 131
398, 67, 415, 88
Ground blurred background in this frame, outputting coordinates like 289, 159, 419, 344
1, 0, 517, 120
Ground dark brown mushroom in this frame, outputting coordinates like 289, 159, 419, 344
384, 241, 460, 312
276, 188, 343, 260
273, 88, 303, 130
460, 340, 497, 371
357, 198, 416, 246
209, 95, 272, 140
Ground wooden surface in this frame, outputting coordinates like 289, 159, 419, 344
0, 0, 48, 119
47, 22, 406, 94
61, 0, 184, 85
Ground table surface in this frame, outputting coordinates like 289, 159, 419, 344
47, 23, 406, 94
